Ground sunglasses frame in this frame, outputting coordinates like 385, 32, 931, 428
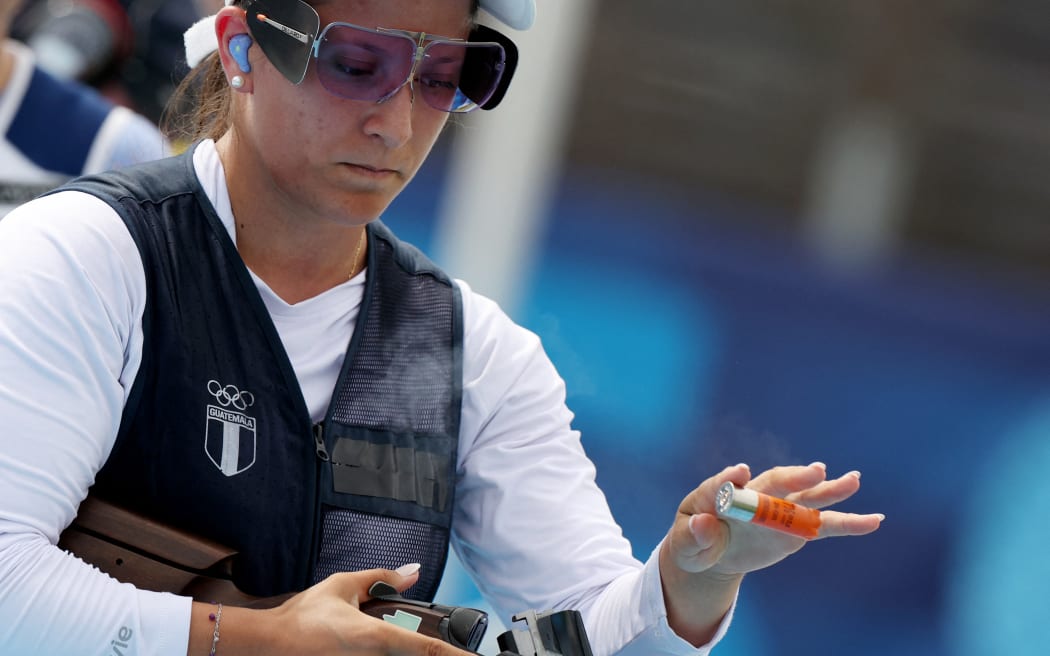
241, 0, 519, 112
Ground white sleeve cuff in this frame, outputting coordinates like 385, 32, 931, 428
135, 590, 192, 656
612, 543, 736, 656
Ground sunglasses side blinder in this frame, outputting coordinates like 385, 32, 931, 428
470, 25, 519, 110
244, 0, 320, 85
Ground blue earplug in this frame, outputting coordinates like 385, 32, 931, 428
230, 34, 253, 73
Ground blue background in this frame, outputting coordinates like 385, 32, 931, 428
387, 143, 1050, 656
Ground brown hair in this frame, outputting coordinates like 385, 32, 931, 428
161, 53, 230, 145
161, 0, 482, 145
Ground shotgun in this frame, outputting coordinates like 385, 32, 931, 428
58, 494, 593, 655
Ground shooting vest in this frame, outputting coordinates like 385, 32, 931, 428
56, 147, 463, 600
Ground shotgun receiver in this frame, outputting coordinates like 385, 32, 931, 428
58, 494, 594, 655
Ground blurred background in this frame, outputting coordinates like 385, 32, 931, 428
4, 1, 1050, 655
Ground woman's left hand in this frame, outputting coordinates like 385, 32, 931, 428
658, 462, 884, 646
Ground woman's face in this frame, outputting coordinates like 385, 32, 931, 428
232, 0, 474, 226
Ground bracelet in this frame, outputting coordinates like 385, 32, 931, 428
208, 603, 223, 656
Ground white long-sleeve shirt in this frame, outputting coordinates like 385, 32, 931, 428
0, 140, 732, 655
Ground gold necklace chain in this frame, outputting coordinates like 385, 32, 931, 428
348, 228, 366, 280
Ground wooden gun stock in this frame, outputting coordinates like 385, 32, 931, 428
58, 495, 488, 650
57, 495, 256, 603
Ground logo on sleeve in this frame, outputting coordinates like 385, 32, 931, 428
205, 380, 258, 477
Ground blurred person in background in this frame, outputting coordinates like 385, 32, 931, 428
11, 0, 218, 121
0, 0, 169, 217
0, 1, 882, 655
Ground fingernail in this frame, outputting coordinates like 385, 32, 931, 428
849, 470, 862, 479
809, 461, 827, 470
735, 463, 750, 470
688, 515, 715, 548
875, 513, 885, 521
395, 563, 421, 577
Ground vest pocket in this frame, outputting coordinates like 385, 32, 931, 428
329, 434, 452, 513
312, 505, 449, 601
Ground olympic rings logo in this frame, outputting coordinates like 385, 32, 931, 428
207, 380, 255, 411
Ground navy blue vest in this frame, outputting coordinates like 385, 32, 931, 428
56, 147, 463, 600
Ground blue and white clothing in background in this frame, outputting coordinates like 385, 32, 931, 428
0, 39, 168, 217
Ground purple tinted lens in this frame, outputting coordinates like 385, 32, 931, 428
417, 41, 504, 112
315, 24, 414, 102
315, 24, 505, 113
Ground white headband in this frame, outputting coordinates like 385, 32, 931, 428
184, 0, 535, 69
183, 14, 223, 69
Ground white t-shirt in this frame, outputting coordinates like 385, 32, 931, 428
0, 140, 731, 655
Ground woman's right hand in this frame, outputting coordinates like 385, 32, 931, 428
0, 1, 24, 90
191, 565, 475, 655
0, 1, 23, 40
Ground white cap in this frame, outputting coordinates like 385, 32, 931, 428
215, 0, 536, 29
186, 0, 535, 68
480, 0, 536, 30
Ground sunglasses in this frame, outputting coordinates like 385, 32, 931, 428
242, 0, 519, 113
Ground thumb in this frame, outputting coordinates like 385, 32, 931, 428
320, 564, 423, 605
360, 563, 423, 601
669, 512, 730, 574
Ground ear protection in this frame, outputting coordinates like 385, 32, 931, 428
229, 34, 253, 73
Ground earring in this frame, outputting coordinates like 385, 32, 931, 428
231, 75, 245, 89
